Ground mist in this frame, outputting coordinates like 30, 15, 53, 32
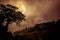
0, 0, 60, 33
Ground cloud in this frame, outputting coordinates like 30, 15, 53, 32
0, 0, 60, 33
15, 0, 60, 32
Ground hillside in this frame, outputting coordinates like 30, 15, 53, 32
13, 19, 60, 40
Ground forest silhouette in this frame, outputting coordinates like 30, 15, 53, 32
0, 4, 60, 40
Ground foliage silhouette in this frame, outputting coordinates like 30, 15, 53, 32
14, 20, 60, 40
0, 4, 25, 40
0, 4, 60, 40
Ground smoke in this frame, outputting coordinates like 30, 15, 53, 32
0, 0, 60, 33
19, 0, 60, 28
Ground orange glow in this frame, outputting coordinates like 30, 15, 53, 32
17, 4, 26, 13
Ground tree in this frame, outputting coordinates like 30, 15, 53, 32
0, 4, 25, 26
0, 4, 25, 39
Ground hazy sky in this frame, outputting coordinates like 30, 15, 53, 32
0, 0, 60, 33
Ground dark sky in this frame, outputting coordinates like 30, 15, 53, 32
0, 0, 60, 33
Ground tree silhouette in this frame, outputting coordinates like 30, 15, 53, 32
0, 4, 25, 39
1, 4, 60, 40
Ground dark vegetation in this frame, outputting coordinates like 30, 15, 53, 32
14, 20, 60, 40
0, 4, 25, 40
0, 4, 60, 40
